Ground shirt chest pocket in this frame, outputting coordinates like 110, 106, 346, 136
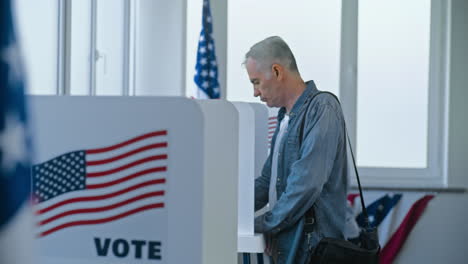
285, 134, 301, 160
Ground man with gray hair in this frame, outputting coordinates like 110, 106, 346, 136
245, 36, 349, 263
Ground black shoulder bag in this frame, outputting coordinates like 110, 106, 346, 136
299, 91, 380, 264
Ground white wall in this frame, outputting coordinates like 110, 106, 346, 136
185, 0, 202, 98
209, 0, 227, 99
393, 3, 468, 262
446, 0, 468, 188
394, 193, 468, 263
135, 0, 186, 96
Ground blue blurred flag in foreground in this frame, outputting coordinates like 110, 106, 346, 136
0, 0, 34, 262
194, 0, 220, 99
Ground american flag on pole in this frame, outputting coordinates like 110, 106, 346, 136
194, 0, 220, 99
33, 130, 168, 237
0, 0, 34, 262
348, 192, 434, 264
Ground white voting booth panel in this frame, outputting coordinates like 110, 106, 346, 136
194, 100, 238, 264
267, 107, 279, 151
29, 96, 238, 264
232, 102, 255, 238
235, 103, 269, 253
249, 103, 269, 179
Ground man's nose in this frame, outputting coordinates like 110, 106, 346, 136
253, 88, 260, 97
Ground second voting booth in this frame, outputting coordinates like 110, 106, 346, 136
29, 96, 269, 263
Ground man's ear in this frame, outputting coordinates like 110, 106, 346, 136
271, 64, 283, 80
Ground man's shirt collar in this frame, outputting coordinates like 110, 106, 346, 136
278, 80, 318, 121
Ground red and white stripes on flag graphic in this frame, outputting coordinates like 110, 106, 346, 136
34, 130, 168, 237
268, 116, 277, 149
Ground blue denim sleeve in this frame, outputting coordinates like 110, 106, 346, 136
255, 102, 344, 234
254, 152, 272, 211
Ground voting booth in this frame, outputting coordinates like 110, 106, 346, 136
29, 96, 238, 264
234, 103, 268, 254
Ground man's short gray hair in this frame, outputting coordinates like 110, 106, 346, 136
244, 36, 299, 74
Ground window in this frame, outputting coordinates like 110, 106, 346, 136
15, 0, 59, 95
226, 0, 342, 103
343, 0, 450, 187
357, 0, 431, 168
69, 0, 92, 95
15, 0, 134, 96
94, 0, 128, 95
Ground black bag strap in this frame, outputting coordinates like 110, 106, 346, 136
299, 91, 372, 229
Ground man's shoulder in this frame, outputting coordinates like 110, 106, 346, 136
313, 91, 339, 104
308, 92, 342, 114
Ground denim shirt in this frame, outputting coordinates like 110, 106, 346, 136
254, 81, 349, 264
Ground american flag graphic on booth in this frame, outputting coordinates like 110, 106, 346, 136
32, 130, 168, 238
268, 115, 277, 150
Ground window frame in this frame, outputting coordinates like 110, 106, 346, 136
26, 0, 136, 96
340, 0, 451, 188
